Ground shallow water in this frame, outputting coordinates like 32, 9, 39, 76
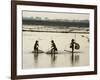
22, 32, 89, 69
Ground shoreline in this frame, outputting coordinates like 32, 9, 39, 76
22, 30, 89, 34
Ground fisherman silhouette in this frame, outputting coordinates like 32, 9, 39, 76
70, 39, 75, 54
34, 40, 39, 54
51, 40, 58, 54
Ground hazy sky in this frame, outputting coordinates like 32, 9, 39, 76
22, 11, 89, 20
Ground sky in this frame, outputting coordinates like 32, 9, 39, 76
22, 10, 89, 21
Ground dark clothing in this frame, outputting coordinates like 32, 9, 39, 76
70, 39, 75, 53
34, 41, 39, 53
71, 42, 75, 50
51, 40, 58, 54
51, 43, 57, 51
34, 43, 38, 50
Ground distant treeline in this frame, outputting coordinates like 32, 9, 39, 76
22, 19, 89, 27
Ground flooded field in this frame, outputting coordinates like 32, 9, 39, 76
22, 31, 89, 69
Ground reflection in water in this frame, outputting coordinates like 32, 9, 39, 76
71, 53, 74, 65
23, 32, 89, 68
75, 54, 79, 63
34, 53, 38, 67
33, 51, 80, 67
70, 52, 80, 66
51, 54, 57, 67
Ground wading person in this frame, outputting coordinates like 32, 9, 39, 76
70, 39, 75, 54
34, 40, 39, 54
51, 40, 58, 54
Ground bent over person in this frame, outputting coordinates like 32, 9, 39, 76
51, 40, 58, 54
34, 40, 39, 54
